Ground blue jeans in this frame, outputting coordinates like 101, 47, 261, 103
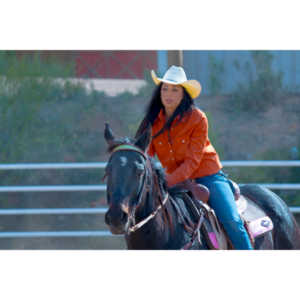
195, 171, 253, 250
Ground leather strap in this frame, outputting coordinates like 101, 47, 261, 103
112, 144, 147, 160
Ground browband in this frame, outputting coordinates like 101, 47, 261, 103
112, 144, 147, 159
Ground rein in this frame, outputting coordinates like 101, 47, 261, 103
109, 144, 169, 234
127, 193, 169, 233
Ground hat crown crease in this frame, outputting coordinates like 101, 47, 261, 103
163, 66, 187, 83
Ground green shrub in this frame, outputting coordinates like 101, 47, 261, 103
0, 51, 74, 78
0, 52, 154, 193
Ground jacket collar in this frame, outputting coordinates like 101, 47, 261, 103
157, 109, 182, 123
158, 109, 165, 121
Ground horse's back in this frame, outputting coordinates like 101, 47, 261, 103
240, 184, 300, 249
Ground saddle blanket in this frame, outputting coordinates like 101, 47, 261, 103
247, 216, 274, 238
205, 196, 274, 249
207, 216, 273, 249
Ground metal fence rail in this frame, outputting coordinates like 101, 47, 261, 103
0, 231, 113, 238
0, 206, 299, 216
1, 183, 300, 193
0, 162, 106, 170
1, 160, 300, 170
222, 161, 300, 167
0, 185, 106, 192
0, 160, 299, 239
0, 208, 107, 215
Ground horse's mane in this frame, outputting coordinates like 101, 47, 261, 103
149, 157, 168, 192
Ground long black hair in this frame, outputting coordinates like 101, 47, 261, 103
135, 83, 195, 139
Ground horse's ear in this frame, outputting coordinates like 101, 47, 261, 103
104, 122, 116, 146
134, 126, 151, 152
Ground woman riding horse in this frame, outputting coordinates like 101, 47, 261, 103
134, 65, 253, 249
104, 66, 300, 250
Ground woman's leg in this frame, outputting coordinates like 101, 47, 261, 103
196, 173, 253, 250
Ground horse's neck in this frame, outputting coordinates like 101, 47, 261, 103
134, 183, 161, 222
127, 170, 191, 249
136, 184, 182, 246
130, 180, 208, 249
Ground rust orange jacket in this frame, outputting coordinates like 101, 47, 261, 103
147, 107, 222, 187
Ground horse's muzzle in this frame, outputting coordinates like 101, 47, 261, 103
105, 204, 128, 234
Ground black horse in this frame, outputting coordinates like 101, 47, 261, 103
103, 123, 300, 249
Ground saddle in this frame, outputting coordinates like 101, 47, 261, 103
170, 180, 274, 250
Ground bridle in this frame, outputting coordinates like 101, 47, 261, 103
106, 144, 169, 235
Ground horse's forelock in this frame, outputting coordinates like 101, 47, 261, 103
106, 137, 135, 153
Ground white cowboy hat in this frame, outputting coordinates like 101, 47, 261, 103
151, 65, 201, 99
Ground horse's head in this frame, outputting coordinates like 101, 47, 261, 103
103, 123, 152, 234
